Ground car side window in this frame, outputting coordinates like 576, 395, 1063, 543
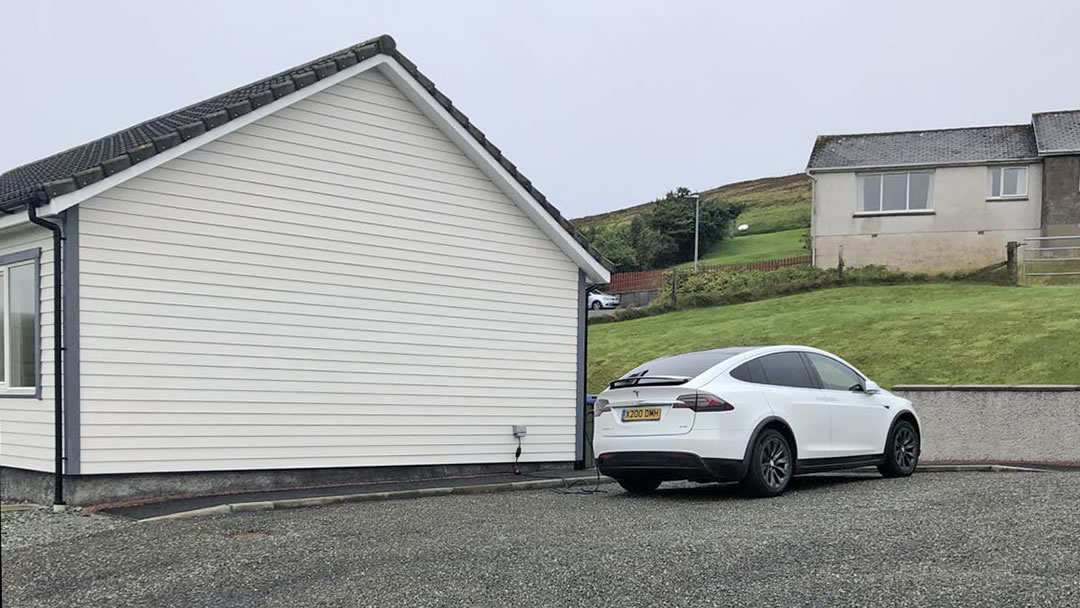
730, 358, 768, 384
805, 353, 864, 391
757, 352, 817, 389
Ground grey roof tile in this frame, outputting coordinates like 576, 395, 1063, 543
1032, 110, 1080, 154
807, 124, 1039, 171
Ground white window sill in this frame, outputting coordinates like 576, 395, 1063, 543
986, 196, 1028, 202
0, 389, 38, 398
853, 210, 935, 217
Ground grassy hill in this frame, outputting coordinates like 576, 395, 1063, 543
587, 283, 1080, 393
574, 173, 811, 236
675, 227, 808, 268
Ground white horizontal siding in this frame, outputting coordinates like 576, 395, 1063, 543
0, 224, 55, 472
77, 67, 581, 474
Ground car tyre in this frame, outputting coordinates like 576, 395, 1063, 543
741, 429, 793, 497
617, 476, 662, 494
879, 419, 919, 478
590, 301, 603, 311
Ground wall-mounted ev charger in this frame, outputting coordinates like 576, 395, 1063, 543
512, 425, 527, 474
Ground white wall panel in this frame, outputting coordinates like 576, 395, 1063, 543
76, 69, 580, 474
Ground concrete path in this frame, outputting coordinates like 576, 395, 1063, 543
97, 468, 610, 521
88, 463, 1058, 522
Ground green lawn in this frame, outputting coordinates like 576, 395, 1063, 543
676, 228, 808, 268
587, 283, 1080, 393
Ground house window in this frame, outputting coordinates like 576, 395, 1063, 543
0, 251, 39, 393
858, 171, 934, 213
987, 166, 1027, 199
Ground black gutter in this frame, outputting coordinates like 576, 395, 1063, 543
26, 200, 64, 506
574, 271, 587, 470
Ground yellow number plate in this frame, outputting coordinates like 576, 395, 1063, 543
622, 408, 661, 422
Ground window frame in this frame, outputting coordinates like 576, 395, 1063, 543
855, 170, 935, 216
986, 166, 1028, 200
0, 248, 41, 398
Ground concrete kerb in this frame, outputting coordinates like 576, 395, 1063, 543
915, 464, 1047, 473
10, 465, 1057, 523
137, 476, 613, 523
136, 465, 1056, 523
1, 503, 46, 512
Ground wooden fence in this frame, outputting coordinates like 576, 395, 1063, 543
606, 255, 812, 293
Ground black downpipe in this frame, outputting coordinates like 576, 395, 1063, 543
27, 204, 64, 506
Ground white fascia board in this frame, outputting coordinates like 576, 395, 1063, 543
376, 60, 610, 284
0, 54, 391, 232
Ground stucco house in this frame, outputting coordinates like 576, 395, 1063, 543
0, 35, 611, 505
806, 110, 1080, 271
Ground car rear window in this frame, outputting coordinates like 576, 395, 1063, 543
731, 358, 768, 384
617, 348, 757, 383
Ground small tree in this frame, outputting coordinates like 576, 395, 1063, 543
580, 187, 744, 271
644, 187, 744, 267
628, 215, 677, 269
583, 223, 638, 271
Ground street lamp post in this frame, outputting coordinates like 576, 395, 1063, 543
690, 193, 701, 272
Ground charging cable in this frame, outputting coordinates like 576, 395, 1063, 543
512, 412, 607, 495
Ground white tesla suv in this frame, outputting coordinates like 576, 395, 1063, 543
593, 345, 920, 497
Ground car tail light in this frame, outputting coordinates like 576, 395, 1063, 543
674, 392, 734, 412
593, 398, 611, 417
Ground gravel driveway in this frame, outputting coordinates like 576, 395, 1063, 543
3, 471, 1078, 607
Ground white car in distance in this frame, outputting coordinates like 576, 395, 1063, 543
587, 290, 620, 310
592, 345, 920, 496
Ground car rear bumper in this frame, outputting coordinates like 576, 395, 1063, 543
596, 451, 747, 483
592, 423, 751, 460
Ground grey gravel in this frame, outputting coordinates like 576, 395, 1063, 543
1, 506, 129, 552
3, 472, 1079, 607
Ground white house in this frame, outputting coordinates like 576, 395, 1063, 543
0, 35, 611, 505
806, 111, 1080, 272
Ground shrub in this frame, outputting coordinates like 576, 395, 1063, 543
581, 187, 744, 271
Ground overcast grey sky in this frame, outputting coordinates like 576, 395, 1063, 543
2, 1, 1078, 217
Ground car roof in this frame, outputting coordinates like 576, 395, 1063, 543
609, 345, 869, 389
708, 345, 868, 379
619, 347, 763, 380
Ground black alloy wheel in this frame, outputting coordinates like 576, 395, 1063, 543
879, 420, 919, 478
742, 429, 793, 497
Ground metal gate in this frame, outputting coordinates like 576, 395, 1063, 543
1021, 235, 1080, 285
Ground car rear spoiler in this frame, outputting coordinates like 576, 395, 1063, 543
608, 375, 691, 390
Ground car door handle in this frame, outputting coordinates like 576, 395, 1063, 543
816, 396, 839, 402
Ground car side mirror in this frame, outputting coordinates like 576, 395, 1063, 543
849, 380, 881, 394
